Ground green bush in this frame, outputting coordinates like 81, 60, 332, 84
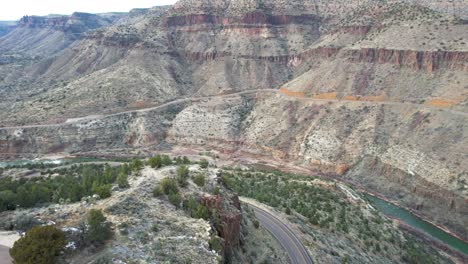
0, 190, 17, 211
193, 174, 205, 187
87, 209, 111, 244
253, 220, 260, 229
130, 159, 143, 172
220, 175, 235, 190
199, 159, 209, 169
213, 186, 220, 195
209, 234, 222, 252
153, 185, 164, 197
168, 192, 182, 208
92, 184, 112, 199
162, 155, 173, 166
117, 172, 129, 189
183, 196, 209, 219
177, 165, 190, 187
192, 204, 209, 219
10, 225, 65, 264
161, 178, 178, 195
148, 155, 162, 168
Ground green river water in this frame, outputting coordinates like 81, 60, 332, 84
365, 194, 468, 255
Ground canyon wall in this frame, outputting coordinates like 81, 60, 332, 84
0, 0, 467, 244
346, 48, 468, 72
0, 92, 466, 238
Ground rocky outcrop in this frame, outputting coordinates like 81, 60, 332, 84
347, 48, 468, 72
330, 25, 372, 36
18, 15, 69, 28
18, 12, 121, 34
165, 12, 319, 27
88, 31, 141, 47
202, 192, 242, 258
183, 47, 340, 65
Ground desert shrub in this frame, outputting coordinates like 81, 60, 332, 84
220, 175, 235, 190
253, 220, 260, 229
92, 184, 111, 199
0, 190, 17, 211
153, 185, 164, 197
10, 225, 65, 264
117, 172, 129, 189
130, 159, 143, 172
193, 174, 205, 187
87, 209, 111, 244
14, 213, 40, 231
177, 165, 190, 187
192, 204, 209, 219
183, 196, 209, 220
199, 159, 209, 169
161, 178, 178, 195
209, 234, 222, 252
148, 155, 162, 168
168, 192, 182, 208
161, 155, 173, 166
213, 186, 220, 195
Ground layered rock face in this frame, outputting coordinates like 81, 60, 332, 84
0, 12, 123, 56
201, 192, 242, 254
18, 12, 121, 34
0, 0, 467, 241
346, 48, 468, 72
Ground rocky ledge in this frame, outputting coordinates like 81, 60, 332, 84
18, 12, 120, 34
347, 48, 468, 72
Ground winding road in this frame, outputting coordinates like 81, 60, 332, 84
0, 89, 277, 130
1, 88, 467, 130
244, 202, 314, 264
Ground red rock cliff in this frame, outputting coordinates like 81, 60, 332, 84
164, 12, 320, 27
201, 193, 242, 251
347, 48, 468, 72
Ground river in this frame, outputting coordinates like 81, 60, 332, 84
0, 157, 110, 168
365, 194, 468, 255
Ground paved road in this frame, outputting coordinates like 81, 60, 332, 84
0, 245, 12, 264
246, 203, 314, 264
